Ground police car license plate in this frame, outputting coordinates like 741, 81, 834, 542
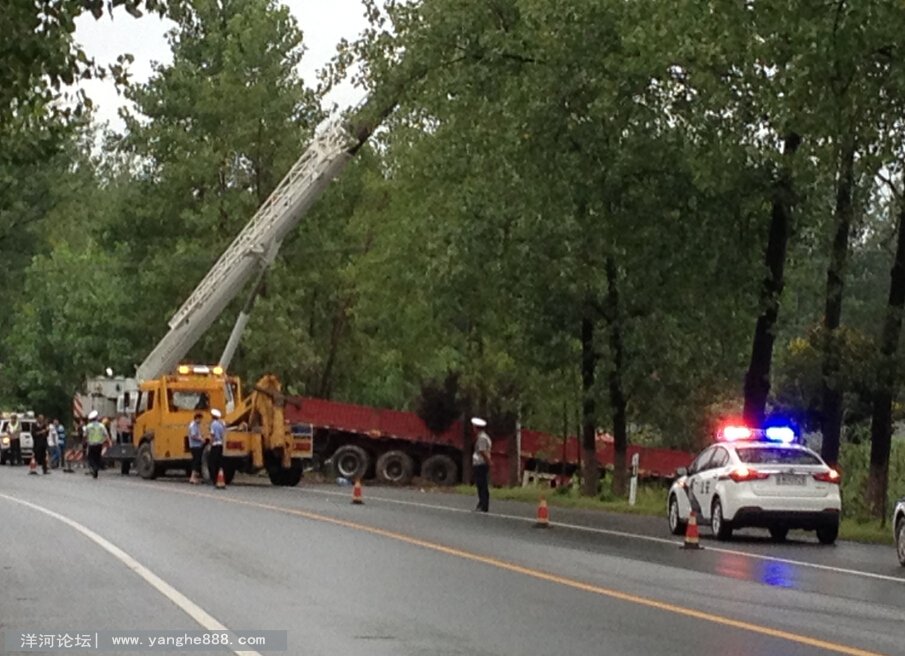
777, 474, 805, 486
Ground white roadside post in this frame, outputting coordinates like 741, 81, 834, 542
629, 452, 640, 506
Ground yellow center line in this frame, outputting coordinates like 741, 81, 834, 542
159, 485, 884, 656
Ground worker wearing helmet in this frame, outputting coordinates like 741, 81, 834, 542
188, 412, 204, 484
208, 409, 225, 486
85, 410, 110, 479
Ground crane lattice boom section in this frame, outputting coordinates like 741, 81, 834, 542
135, 116, 355, 381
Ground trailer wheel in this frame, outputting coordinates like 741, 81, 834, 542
376, 450, 414, 486
136, 443, 157, 480
331, 445, 370, 481
421, 455, 458, 486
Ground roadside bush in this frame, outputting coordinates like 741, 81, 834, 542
838, 439, 905, 521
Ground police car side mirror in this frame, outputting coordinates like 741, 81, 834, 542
676, 467, 688, 477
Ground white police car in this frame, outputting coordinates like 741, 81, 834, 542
894, 498, 905, 567
667, 424, 842, 544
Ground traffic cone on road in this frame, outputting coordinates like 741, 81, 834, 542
215, 468, 226, 489
28, 456, 38, 475
534, 496, 550, 529
682, 511, 702, 550
351, 479, 364, 505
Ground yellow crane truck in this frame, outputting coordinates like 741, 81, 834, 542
100, 98, 387, 486
122, 365, 311, 486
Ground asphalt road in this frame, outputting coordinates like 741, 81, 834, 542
1, 465, 903, 656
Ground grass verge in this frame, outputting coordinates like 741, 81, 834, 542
452, 483, 895, 545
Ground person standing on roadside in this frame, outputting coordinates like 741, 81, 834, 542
52, 418, 66, 468
85, 410, 110, 479
46, 418, 59, 468
188, 412, 204, 484
208, 409, 225, 485
7, 413, 22, 466
471, 417, 492, 512
32, 415, 50, 474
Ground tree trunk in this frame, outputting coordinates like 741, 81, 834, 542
606, 258, 628, 497
820, 141, 856, 466
580, 303, 599, 497
867, 202, 905, 519
743, 133, 801, 426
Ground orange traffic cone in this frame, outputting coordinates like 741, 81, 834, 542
28, 456, 38, 475
215, 468, 226, 489
682, 511, 702, 550
534, 496, 550, 528
351, 479, 364, 505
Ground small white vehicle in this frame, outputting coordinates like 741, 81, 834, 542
894, 498, 905, 567
0, 414, 36, 465
667, 424, 842, 544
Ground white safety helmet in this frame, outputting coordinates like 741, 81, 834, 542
88, 410, 99, 421
471, 417, 487, 428
211, 409, 222, 418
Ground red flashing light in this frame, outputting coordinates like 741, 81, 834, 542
813, 469, 841, 484
720, 425, 752, 441
729, 466, 769, 483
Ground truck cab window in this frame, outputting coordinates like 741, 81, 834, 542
167, 391, 210, 412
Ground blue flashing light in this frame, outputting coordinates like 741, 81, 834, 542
764, 426, 796, 443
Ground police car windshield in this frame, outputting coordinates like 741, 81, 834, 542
735, 447, 821, 465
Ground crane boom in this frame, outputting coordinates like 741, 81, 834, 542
135, 112, 360, 381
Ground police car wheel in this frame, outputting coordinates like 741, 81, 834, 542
668, 495, 686, 535
896, 518, 905, 567
769, 526, 789, 542
816, 522, 838, 545
711, 498, 733, 540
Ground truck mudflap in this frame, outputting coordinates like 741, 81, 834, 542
291, 423, 313, 459
104, 444, 137, 461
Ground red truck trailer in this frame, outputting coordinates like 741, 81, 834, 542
284, 396, 694, 487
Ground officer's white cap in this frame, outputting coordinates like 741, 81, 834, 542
471, 417, 487, 427
88, 410, 99, 420
211, 409, 222, 418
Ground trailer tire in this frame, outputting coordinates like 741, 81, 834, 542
331, 445, 370, 481
136, 443, 157, 480
421, 455, 458, 486
375, 450, 414, 486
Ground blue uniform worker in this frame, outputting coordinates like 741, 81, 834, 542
188, 413, 204, 484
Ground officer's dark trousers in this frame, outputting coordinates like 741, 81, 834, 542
208, 444, 223, 482
33, 437, 48, 473
474, 463, 489, 512
88, 444, 104, 478
9, 438, 21, 465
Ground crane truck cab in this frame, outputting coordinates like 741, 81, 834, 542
115, 364, 312, 486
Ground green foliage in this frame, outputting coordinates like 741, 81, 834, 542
839, 438, 905, 520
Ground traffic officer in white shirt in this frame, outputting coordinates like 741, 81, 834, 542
188, 412, 204, 484
208, 409, 226, 486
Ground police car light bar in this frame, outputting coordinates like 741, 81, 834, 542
718, 423, 797, 443
764, 426, 796, 444
719, 425, 752, 441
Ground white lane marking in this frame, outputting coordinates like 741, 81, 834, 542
302, 487, 905, 585
0, 493, 262, 656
